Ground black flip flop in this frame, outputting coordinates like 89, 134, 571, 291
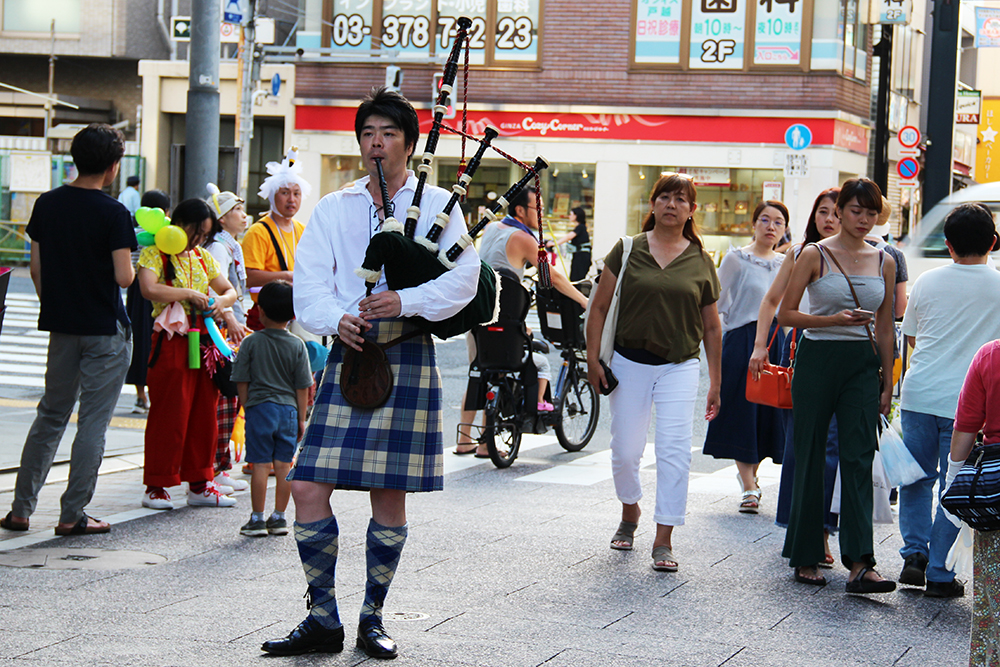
794, 567, 827, 586
452, 447, 477, 456
1, 512, 29, 531
54, 514, 111, 536
474, 452, 492, 459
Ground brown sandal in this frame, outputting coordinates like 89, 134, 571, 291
1, 512, 28, 531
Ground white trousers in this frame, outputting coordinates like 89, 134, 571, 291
608, 352, 700, 526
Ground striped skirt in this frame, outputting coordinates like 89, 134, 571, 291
289, 319, 444, 492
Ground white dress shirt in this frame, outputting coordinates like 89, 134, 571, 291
293, 172, 480, 336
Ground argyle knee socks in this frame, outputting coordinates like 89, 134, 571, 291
294, 515, 341, 629
360, 519, 408, 625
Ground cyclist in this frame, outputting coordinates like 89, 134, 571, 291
456, 189, 589, 456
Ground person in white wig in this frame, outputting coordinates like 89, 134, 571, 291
242, 147, 311, 331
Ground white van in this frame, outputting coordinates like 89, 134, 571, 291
902, 182, 1000, 280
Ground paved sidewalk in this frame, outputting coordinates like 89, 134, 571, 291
0, 442, 973, 667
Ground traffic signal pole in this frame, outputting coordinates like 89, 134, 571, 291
185, 0, 221, 199
873, 26, 893, 196
923, 0, 961, 214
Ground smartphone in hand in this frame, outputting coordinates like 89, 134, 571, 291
852, 308, 874, 320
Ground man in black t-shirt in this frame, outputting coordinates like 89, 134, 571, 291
0, 124, 136, 537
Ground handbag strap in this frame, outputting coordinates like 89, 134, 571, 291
257, 219, 289, 272
810, 243, 879, 359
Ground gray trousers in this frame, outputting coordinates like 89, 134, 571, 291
11, 322, 131, 524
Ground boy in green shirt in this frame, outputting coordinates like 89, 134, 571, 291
232, 280, 313, 536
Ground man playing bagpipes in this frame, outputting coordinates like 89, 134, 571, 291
260, 87, 479, 658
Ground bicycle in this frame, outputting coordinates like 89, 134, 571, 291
461, 274, 599, 468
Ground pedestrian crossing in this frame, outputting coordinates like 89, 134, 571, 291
444, 432, 780, 493
0, 294, 48, 389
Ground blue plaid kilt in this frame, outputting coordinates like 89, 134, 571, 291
289, 318, 444, 492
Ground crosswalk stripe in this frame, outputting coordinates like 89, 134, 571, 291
0, 351, 48, 364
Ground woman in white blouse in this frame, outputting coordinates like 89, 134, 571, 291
703, 201, 788, 513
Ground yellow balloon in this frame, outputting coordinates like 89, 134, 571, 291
155, 225, 188, 255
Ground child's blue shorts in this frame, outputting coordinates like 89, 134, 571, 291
244, 402, 297, 464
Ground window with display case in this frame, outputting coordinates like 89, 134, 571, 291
436, 158, 595, 241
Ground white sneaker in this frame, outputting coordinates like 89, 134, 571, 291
142, 488, 174, 510
214, 472, 249, 492
215, 483, 235, 496
187, 483, 237, 507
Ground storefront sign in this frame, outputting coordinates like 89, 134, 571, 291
868, 0, 911, 25
957, 90, 982, 125
754, 0, 803, 65
634, 0, 683, 64
678, 167, 731, 186
762, 181, 783, 201
833, 120, 870, 154
975, 99, 1000, 182
297, 105, 853, 148
976, 7, 1000, 48
689, 0, 746, 69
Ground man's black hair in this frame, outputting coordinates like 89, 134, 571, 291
944, 203, 1000, 257
355, 86, 419, 158
258, 280, 295, 323
507, 188, 534, 219
140, 189, 171, 213
70, 124, 125, 176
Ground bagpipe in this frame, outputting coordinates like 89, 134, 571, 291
353, 16, 552, 341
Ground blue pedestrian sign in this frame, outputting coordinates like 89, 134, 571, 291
223, 0, 247, 25
271, 73, 282, 97
785, 124, 812, 151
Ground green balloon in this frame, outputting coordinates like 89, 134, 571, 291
136, 206, 167, 234
136, 231, 156, 246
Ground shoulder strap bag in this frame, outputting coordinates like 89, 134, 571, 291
941, 441, 1000, 531
583, 235, 633, 395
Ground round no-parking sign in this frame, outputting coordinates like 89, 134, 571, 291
897, 157, 920, 180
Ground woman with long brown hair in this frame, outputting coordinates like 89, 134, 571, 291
586, 173, 722, 572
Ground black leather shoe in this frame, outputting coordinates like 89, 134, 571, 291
356, 619, 398, 659
925, 579, 965, 598
899, 553, 928, 587
261, 617, 345, 655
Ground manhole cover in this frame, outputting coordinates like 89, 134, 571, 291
0, 548, 167, 570
383, 611, 429, 622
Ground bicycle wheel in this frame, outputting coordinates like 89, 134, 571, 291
554, 361, 599, 451
485, 378, 522, 468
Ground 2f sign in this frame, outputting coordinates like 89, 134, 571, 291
870, 0, 911, 25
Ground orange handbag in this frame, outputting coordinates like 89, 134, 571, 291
745, 326, 794, 410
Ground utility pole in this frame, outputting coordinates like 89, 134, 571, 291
873, 25, 893, 196
44, 19, 56, 153
924, 0, 961, 214
185, 0, 221, 199
235, 0, 257, 201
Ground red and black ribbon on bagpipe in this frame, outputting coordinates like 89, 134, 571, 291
353, 16, 552, 341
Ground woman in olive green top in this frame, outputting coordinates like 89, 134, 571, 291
586, 173, 723, 572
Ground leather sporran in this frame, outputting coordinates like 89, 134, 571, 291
340, 338, 393, 409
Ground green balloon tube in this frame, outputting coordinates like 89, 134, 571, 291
188, 327, 201, 369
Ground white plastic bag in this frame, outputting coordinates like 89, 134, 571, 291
878, 414, 925, 488
830, 450, 895, 524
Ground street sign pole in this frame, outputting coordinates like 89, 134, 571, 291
185, 0, 221, 199
235, 0, 257, 201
